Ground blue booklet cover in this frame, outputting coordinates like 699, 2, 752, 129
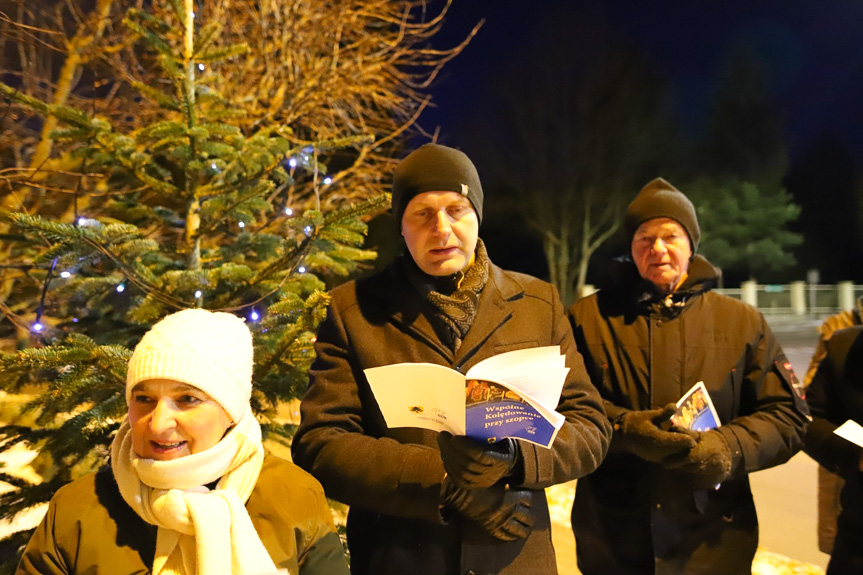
671, 381, 721, 431
464, 379, 560, 446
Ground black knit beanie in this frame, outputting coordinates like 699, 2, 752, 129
625, 177, 700, 253
391, 144, 484, 229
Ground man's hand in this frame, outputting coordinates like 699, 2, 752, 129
664, 428, 733, 488
438, 432, 520, 488
614, 404, 696, 462
440, 476, 533, 541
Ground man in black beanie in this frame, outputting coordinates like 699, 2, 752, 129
293, 143, 611, 575
568, 177, 809, 574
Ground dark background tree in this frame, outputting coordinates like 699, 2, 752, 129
0, 1, 473, 569
454, 7, 684, 304
685, 47, 802, 284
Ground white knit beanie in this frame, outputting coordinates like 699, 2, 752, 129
126, 309, 253, 422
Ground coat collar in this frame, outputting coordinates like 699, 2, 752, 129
364, 253, 526, 364
598, 254, 720, 317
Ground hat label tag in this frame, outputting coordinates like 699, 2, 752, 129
460, 184, 469, 196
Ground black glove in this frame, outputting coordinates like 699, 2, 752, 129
440, 476, 533, 541
438, 432, 520, 488
613, 404, 696, 463
664, 428, 733, 488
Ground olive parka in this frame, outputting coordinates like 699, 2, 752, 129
291, 254, 611, 575
17, 455, 349, 575
569, 255, 809, 575
804, 324, 863, 573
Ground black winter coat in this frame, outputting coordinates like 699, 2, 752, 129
292, 255, 611, 575
569, 255, 809, 575
804, 325, 863, 574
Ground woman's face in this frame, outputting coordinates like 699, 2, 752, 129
128, 379, 233, 461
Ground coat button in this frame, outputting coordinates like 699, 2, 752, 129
655, 503, 661, 509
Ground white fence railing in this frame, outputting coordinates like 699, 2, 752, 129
715, 281, 863, 317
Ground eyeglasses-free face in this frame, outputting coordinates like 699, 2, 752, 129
631, 217, 692, 295
128, 379, 233, 461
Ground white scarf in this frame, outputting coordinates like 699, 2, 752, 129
110, 411, 279, 575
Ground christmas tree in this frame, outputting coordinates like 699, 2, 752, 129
0, 0, 475, 568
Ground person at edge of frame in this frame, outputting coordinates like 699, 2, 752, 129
804, 324, 863, 573
568, 177, 810, 575
803, 295, 863, 554
291, 143, 612, 575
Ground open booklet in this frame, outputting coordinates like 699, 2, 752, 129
670, 381, 721, 431
363, 346, 568, 448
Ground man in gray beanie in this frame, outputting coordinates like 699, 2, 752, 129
293, 143, 611, 575
568, 177, 809, 574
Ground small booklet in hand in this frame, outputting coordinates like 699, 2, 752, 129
363, 346, 568, 448
671, 381, 721, 431
834, 420, 863, 446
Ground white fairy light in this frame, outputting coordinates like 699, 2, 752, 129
60, 271, 71, 278
195, 290, 203, 299
285, 207, 294, 216
116, 283, 125, 293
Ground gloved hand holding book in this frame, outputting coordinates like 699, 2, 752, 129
613, 403, 696, 462
437, 431, 521, 488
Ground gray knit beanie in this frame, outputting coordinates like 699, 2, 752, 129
625, 177, 700, 253
391, 144, 483, 229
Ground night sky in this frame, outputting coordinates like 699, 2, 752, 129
417, 0, 863, 283
425, 0, 863, 161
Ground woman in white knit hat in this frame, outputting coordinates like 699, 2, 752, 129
18, 308, 349, 575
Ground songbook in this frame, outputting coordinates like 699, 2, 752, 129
671, 381, 721, 431
363, 346, 568, 448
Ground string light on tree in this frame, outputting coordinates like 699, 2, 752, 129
116, 283, 125, 293
238, 221, 246, 229
303, 225, 313, 235
197, 64, 205, 71
298, 266, 306, 273
32, 322, 44, 333
288, 158, 297, 168
284, 207, 293, 216
194, 290, 202, 299
323, 177, 332, 185
249, 309, 260, 321
60, 271, 71, 278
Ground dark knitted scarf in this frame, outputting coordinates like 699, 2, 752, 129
405, 238, 490, 351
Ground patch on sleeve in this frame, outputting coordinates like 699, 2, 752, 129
775, 359, 805, 400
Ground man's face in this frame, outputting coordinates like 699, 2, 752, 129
401, 191, 479, 276
631, 218, 692, 294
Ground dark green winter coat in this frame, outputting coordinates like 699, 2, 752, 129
17, 454, 348, 575
291, 254, 611, 575
569, 255, 809, 575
